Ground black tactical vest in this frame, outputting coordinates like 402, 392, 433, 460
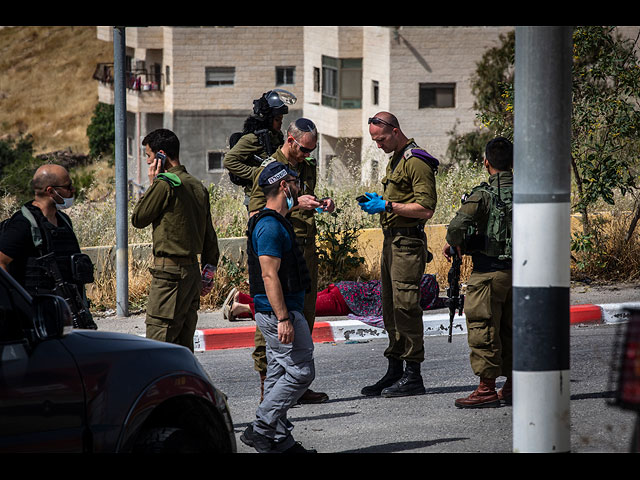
21, 203, 83, 294
246, 208, 311, 297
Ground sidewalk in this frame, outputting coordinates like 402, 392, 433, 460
192, 302, 640, 352
94, 299, 640, 353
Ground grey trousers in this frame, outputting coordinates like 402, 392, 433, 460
253, 310, 315, 449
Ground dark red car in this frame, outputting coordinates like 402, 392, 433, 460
0, 268, 236, 453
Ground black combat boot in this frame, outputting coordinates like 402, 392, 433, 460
361, 357, 404, 396
381, 361, 426, 397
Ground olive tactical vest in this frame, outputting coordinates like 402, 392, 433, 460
466, 179, 513, 260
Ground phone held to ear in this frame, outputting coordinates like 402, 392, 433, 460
356, 194, 369, 203
156, 152, 167, 172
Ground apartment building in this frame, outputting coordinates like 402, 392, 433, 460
95, 25, 513, 189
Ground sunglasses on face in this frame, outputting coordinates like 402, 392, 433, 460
51, 183, 74, 191
285, 177, 301, 188
291, 137, 316, 154
368, 117, 398, 129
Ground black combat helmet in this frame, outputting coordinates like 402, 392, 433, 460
253, 89, 297, 119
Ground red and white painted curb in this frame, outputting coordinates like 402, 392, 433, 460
193, 302, 640, 352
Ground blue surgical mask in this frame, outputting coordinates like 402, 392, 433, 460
285, 188, 295, 210
53, 189, 74, 210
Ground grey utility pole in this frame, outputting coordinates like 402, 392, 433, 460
512, 26, 573, 452
113, 27, 129, 317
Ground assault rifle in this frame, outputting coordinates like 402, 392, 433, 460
38, 253, 97, 330
446, 246, 464, 343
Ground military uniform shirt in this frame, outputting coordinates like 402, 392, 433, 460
248, 148, 317, 239
381, 139, 437, 229
446, 171, 513, 272
223, 130, 284, 190
131, 165, 219, 267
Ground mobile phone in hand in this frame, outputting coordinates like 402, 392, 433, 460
356, 194, 369, 203
156, 152, 167, 172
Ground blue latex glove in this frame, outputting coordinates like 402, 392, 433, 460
360, 192, 386, 214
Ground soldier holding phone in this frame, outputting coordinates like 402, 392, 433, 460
132, 129, 220, 352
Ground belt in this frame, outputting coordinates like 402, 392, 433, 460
382, 226, 425, 238
153, 256, 198, 266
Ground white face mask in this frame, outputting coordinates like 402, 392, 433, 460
53, 189, 74, 210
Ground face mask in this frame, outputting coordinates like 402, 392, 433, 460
284, 186, 298, 210
53, 189, 74, 210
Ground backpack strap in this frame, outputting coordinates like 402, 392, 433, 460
20, 205, 73, 253
20, 205, 44, 250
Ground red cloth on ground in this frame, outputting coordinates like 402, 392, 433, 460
315, 284, 351, 316
234, 284, 351, 318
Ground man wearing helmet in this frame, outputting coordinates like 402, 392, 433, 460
223, 89, 296, 208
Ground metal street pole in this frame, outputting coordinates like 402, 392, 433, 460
512, 26, 573, 453
113, 26, 129, 317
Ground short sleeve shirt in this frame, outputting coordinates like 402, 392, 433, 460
251, 213, 305, 313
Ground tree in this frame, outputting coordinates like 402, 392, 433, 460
467, 26, 640, 244
86, 102, 115, 161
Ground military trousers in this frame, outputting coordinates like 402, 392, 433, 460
464, 269, 513, 379
145, 259, 201, 352
253, 310, 315, 450
380, 232, 428, 364
252, 238, 318, 374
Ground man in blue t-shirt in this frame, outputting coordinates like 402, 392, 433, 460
241, 162, 317, 454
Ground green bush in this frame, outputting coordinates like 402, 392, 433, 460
86, 102, 115, 161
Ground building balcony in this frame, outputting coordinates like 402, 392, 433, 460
93, 63, 164, 92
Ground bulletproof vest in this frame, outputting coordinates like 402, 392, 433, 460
465, 176, 513, 261
21, 204, 84, 293
246, 208, 311, 297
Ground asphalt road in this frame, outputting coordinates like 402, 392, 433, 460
197, 322, 637, 454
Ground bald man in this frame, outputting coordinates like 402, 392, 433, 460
359, 112, 438, 398
0, 163, 97, 329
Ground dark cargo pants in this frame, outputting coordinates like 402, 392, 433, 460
145, 258, 200, 352
464, 269, 513, 379
381, 232, 428, 364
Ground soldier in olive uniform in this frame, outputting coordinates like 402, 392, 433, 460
223, 89, 295, 208
132, 129, 220, 352
443, 137, 513, 408
359, 112, 438, 398
248, 118, 334, 405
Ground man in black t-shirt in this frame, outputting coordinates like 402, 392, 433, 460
0, 164, 96, 329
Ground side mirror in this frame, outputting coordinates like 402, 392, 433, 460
32, 294, 73, 340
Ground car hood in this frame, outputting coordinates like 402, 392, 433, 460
57, 330, 216, 426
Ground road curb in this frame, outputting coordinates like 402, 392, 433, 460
193, 302, 640, 352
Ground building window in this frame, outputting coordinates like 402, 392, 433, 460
372, 80, 379, 106
276, 66, 295, 86
419, 83, 456, 108
165, 65, 170, 86
207, 151, 224, 171
313, 67, 320, 92
321, 56, 362, 109
205, 67, 235, 87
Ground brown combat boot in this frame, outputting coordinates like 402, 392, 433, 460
455, 377, 501, 408
497, 377, 512, 405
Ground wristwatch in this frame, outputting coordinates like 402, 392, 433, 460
278, 317, 290, 323
385, 201, 393, 213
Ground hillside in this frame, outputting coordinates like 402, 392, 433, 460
0, 26, 113, 155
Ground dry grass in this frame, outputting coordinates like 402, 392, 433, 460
0, 26, 112, 154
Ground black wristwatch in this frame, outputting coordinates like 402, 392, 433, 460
278, 317, 290, 323
385, 201, 393, 213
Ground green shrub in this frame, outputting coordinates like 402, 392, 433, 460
86, 102, 115, 161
